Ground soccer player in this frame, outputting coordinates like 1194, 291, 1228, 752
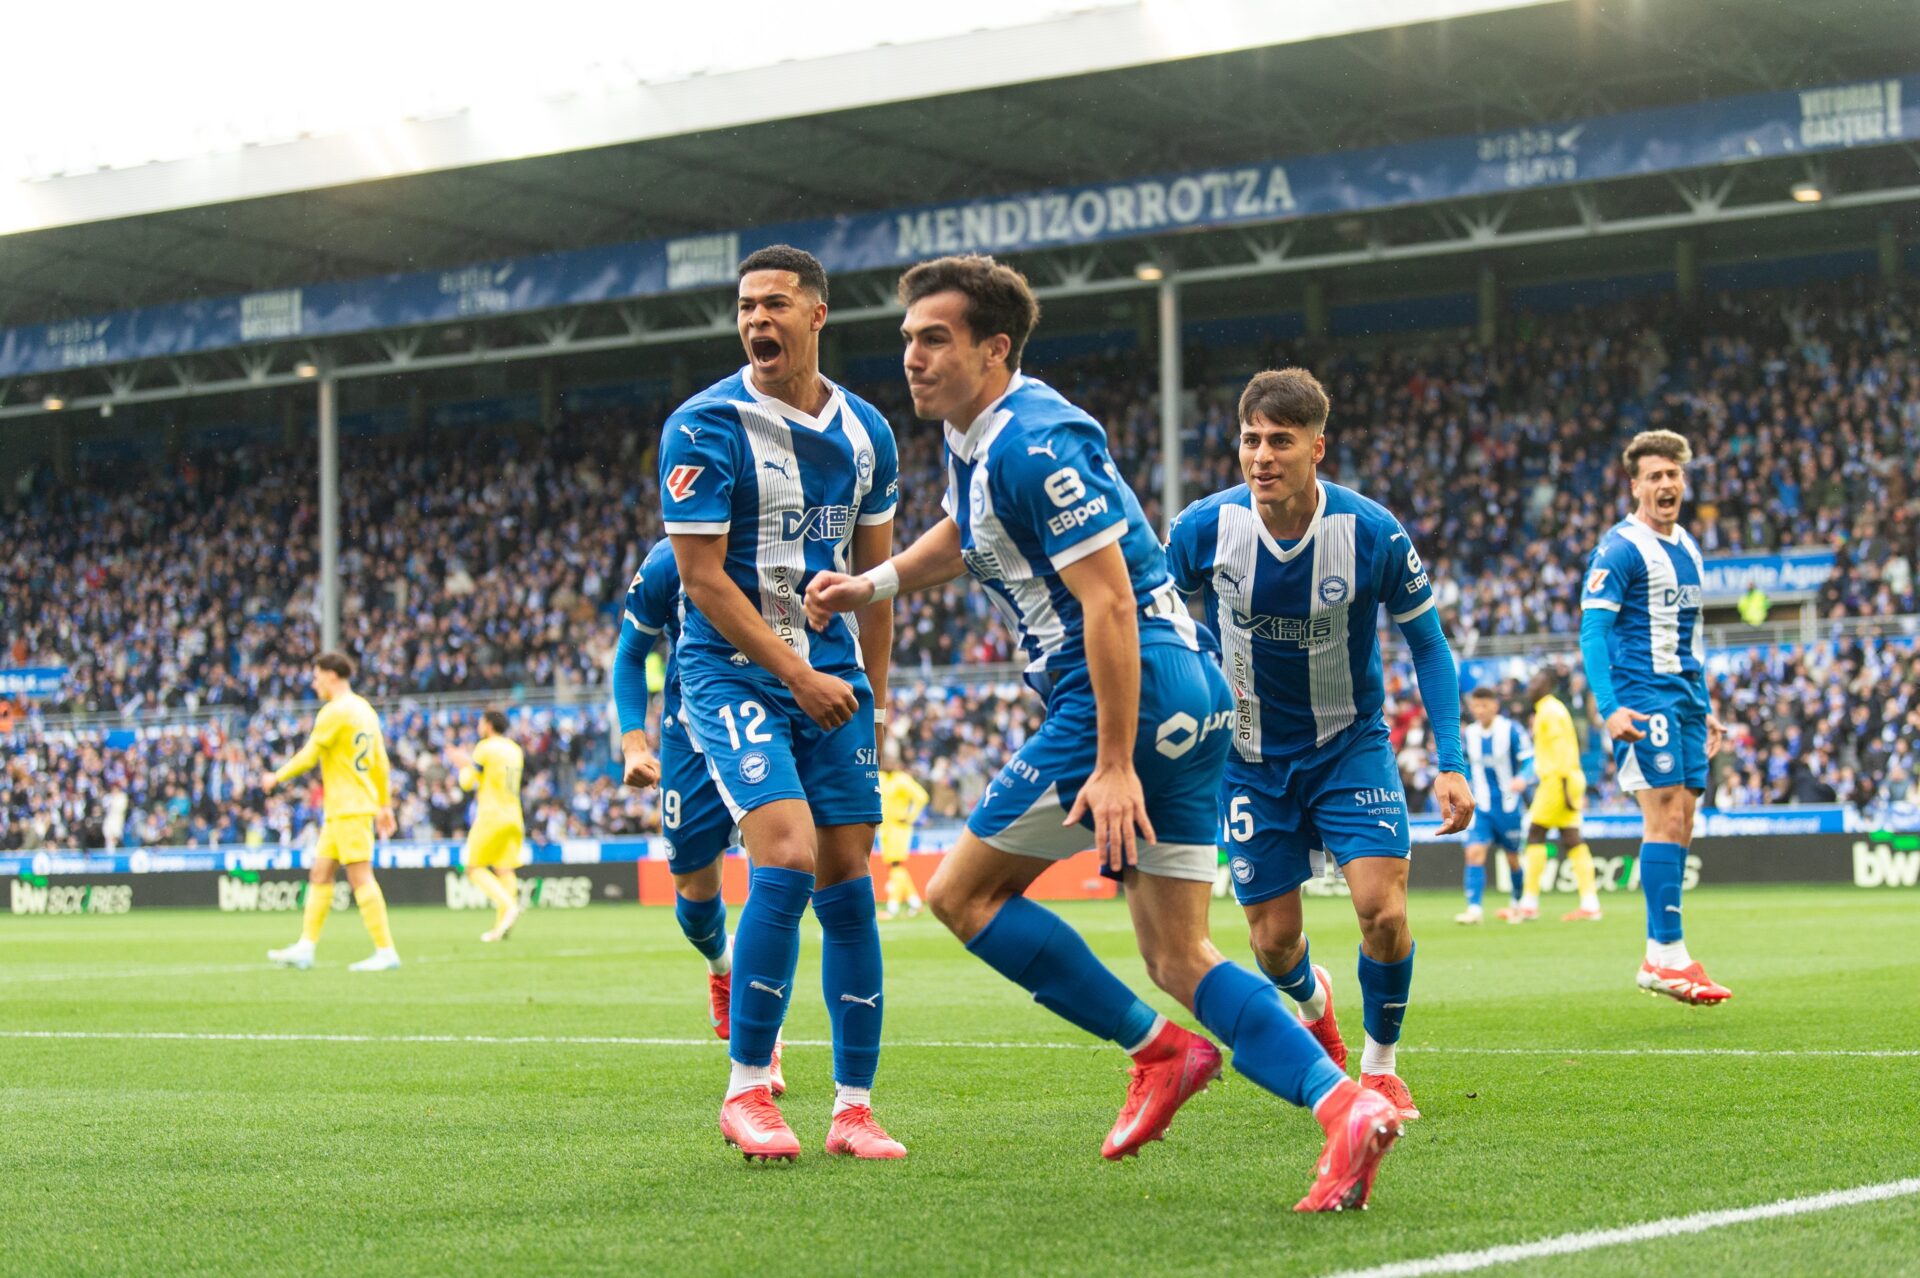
1580, 430, 1731, 1004
457, 709, 526, 943
1457, 687, 1531, 925
263, 652, 400, 972
877, 743, 929, 919
1164, 367, 1473, 1125
657, 244, 901, 1161
613, 538, 786, 1095
1515, 667, 1603, 922
808, 256, 1404, 1213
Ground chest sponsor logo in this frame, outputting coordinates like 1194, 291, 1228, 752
1660, 585, 1703, 608
781, 504, 855, 542
1229, 611, 1337, 647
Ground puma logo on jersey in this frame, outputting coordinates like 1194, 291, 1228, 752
1216, 568, 1245, 592
763, 457, 794, 479
679, 423, 703, 443
1377, 820, 1399, 835
1026, 441, 1058, 459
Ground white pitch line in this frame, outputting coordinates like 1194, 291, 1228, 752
1318, 1177, 1920, 1278
0, 1029, 1916, 1057
5, 946, 667, 984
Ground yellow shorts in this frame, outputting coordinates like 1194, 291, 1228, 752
878, 825, 914, 865
314, 815, 375, 866
1526, 775, 1587, 830
464, 821, 526, 869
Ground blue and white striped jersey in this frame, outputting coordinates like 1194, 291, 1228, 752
1579, 515, 1707, 705
621, 538, 693, 752
658, 367, 899, 677
942, 374, 1205, 679
1464, 714, 1532, 815
1166, 480, 1436, 766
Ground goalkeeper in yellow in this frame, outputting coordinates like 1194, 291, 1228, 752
1511, 667, 1603, 922
877, 742, 928, 919
457, 709, 527, 942
263, 652, 401, 971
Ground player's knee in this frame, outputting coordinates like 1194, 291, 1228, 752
1246, 914, 1303, 969
924, 871, 979, 937
1140, 938, 1219, 1007
1355, 898, 1409, 946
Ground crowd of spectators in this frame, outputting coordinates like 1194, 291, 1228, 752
5, 273, 1918, 847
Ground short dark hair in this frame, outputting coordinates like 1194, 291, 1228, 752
896, 254, 1040, 369
482, 709, 509, 735
1468, 687, 1499, 701
738, 244, 828, 303
1238, 368, 1330, 433
313, 651, 355, 680
1622, 429, 1692, 479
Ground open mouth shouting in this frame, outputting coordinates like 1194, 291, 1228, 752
748, 334, 783, 369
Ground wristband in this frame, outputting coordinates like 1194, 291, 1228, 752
872, 710, 888, 725
861, 561, 901, 603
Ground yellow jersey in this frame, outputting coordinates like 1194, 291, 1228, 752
1531, 694, 1584, 782
460, 735, 526, 832
273, 692, 390, 819
878, 770, 930, 830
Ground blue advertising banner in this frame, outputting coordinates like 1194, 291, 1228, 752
0, 75, 1911, 379
1697, 548, 1835, 600
1410, 803, 1856, 844
0, 667, 66, 698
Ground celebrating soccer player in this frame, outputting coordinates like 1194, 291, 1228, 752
656, 245, 901, 1160
807, 257, 1403, 1212
1516, 667, 1603, 922
456, 709, 527, 943
1458, 687, 1532, 926
1579, 430, 1731, 1004
262, 652, 401, 972
614, 539, 785, 1093
1163, 368, 1473, 1124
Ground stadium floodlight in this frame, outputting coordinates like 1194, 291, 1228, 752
1790, 180, 1823, 203
41, 394, 64, 411
1135, 261, 1166, 282
294, 360, 320, 378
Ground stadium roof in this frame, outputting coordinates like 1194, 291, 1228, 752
0, 0, 1914, 416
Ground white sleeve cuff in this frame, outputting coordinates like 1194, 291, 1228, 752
662, 520, 730, 535
1389, 596, 1436, 624
621, 610, 662, 635
856, 504, 897, 526
1047, 520, 1126, 570
1581, 599, 1621, 613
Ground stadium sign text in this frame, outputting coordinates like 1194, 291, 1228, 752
1851, 834, 1920, 888
10, 877, 132, 915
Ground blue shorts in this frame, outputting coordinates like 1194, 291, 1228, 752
1613, 685, 1708, 794
968, 643, 1232, 883
677, 660, 882, 826
659, 726, 734, 875
1468, 804, 1525, 854
1220, 727, 1410, 906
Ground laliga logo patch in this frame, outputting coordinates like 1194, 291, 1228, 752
1654, 751, 1675, 773
1230, 857, 1255, 885
856, 450, 874, 482
739, 751, 771, 785
665, 465, 704, 501
1318, 576, 1350, 606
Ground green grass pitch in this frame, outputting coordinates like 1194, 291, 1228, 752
4, 886, 1918, 1277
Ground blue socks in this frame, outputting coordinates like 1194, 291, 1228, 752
1271, 944, 1318, 1005
1509, 857, 1524, 904
967, 896, 1159, 1047
813, 877, 884, 1088
1464, 863, 1486, 908
1640, 841, 1687, 942
728, 864, 812, 1068
673, 891, 728, 962
1193, 961, 1346, 1111
1357, 944, 1414, 1046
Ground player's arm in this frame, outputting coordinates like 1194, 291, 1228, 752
613, 610, 662, 789
1056, 541, 1155, 870
262, 711, 329, 790
805, 516, 965, 627
850, 518, 894, 754
1579, 543, 1648, 741
1397, 605, 1472, 834
1513, 726, 1536, 793
371, 731, 396, 838
907, 774, 930, 825
458, 745, 482, 793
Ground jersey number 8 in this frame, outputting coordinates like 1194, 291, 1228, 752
1647, 714, 1670, 748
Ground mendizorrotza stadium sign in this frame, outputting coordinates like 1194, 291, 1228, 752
0, 74, 1911, 377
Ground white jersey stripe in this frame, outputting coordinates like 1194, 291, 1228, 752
1308, 513, 1358, 746
1214, 502, 1264, 761
1618, 521, 1682, 674
733, 400, 811, 664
